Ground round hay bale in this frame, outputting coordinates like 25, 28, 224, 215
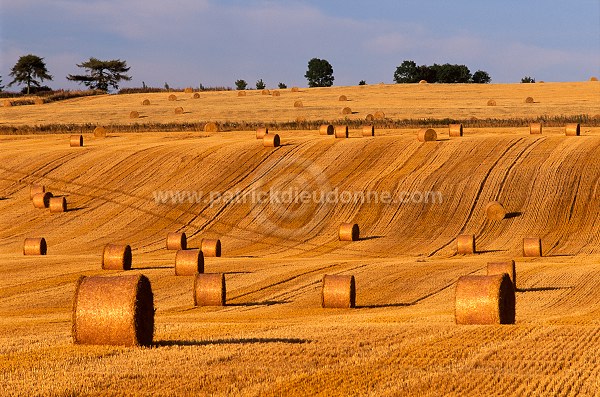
487, 99, 496, 106
166, 232, 187, 250
262, 89, 270, 95
23, 237, 47, 255
32, 192, 53, 209
256, 127, 268, 139
237, 91, 246, 97
263, 134, 280, 147
365, 114, 374, 122
523, 238, 542, 257
454, 274, 515, 325
201, 238, 221, 257
338, 95, 347, 101
417, 128, 437, 142
168, 94, 177, 101
175, 249, 204, 276
339, 223, 359, 241
272, 91, 281, 97
530, 123, 543, 135
334, 125, 348, 139
204, 122, 218, 132
142, 99, 150, 106
34, 97, 44, 105
49, 196, 67, 213
30, 185, 45, 200
565, 123, 580, 136
295, 116, 306, 123
184, 87, 193, 94
456, 234, 475, 254
362, 125, 374, 137
193, 93, 200, 99
319, 124, 334, 135
194, 273, 225, 306
341, 107, 352, 115
93, 126, 107, 138
174, 106, 184, 115
70, 135, 83, 147
485, 201, 506, 221
419, 80, 428, 84
590, 76, 598, 81
129, 111, 139, 119
321, 274, 356, 308
291, 87, 299, 92
374, 111, 385, 120
525, 96, 534, 103
293, 100, 303, 108
102, 244, 132, 270
487, 260, 516, 288
72, 274, 154, 346
3, 99, 12, 107
449, 123, 463, 137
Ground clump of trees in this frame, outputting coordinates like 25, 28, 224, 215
521, 76, 536, 83
67, 58, 131, 91
393, 60, 491, 84
7, 54, 53, 94
305, 58, 334, 87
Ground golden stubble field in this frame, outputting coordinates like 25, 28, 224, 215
1, 82, 599, 396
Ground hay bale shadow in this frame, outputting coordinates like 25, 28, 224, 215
505, 211, 522, 219
155, 337, 309, 347
358, 235, 384, 241
517, 286, 573, 293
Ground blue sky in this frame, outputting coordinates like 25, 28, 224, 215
1, 0, 599, 90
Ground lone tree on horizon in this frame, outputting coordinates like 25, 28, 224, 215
67, 57, 131, 91
8, 54, 53, 94
305, 58, 334, 87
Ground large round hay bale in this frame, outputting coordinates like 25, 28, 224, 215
590, 76, 598, 81
295, 116, 307, 123
194, 273, 225, 306
204, 122, 218, 132
565, 123, 580, 136
34, 97, 44, 105
338, 95, 347, 101
30, 185, 45, 200
184, 87, 193, 94
272, 91, 281, 97
339, 223, 359, 241
72, 274, 154, 346
487, 99, 496, 106
142, 99, 150, 106
362, 125, 374, 137
523, 237, 542, 257
525, 96, 534, 103
70, 135, 83, 147
166, 232, 187, 250
174, 106, 184, 115
293, 100, 303, 108
365, 114, 374, 122
456, 234, 475, 254
417, 128, 437, 142
49, 196, 67, 213
454, 274, 515, 325
485, 201, 506, 221
262, 89, 270, 96
175, 249, 204, 276
93, 126, 107, 138
487, 260, 516, 287
449, 123, 463, 137
32, 192, 53, 209
237, 91, 246, 97
23, 237, 47, 255
168, 94, 177, 101
334, 125, 348, 138
321, 274, 356, 308
263, 134, 280, 147
530, 123, 543, 135
192, 92, 200, 99
341, 107, 352, 115
419, 80, 428, 84
102, 244, 132, 270
256, 127, 268, 139
129, 111, 139, 119
291, 87, 300, 92
319, 124, 334, 135
201, 238, 221, 257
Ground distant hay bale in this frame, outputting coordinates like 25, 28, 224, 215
175, 249, 204, 276
565, 123, 580, 136
142, 99, 150, 106
262, 89, 270, 95
341, 107, 352, 115
454, 274, 515, 325
2, 99, 12, 107
295, 116, 306, 123
49, 196, 67, 213
201, 238, 221, 257
129, 111, 139, 119
256, 127, 268, 139
175, 106, 184, 115
374, 111, 385, 120
523, 237, 542, 257
487, 260, 516, 287
334, 125, 348, 138
321, 275, 356, 308
590, 76, 599, 81
184, 87, 193, 94
291, 87, 299, 92
166, 232, 187, 250
449, 123, 463, 137
168, 94, 177, 101
362, 125, 375, 137
23, 237, 47, 255
237, 91, 246, 97
93, 126, 107, 138
456, 234, 475, 254
263, 134, 280, 147
34, 97, 44, 105
204, 122, 218, 132
417, 128, 437, 142
194, 273, 225, 306
529, 123, 543, 135
30, 185, 45, 200
193, 93, 200, 99
419, 80, 428, 84
525, 96, 534, 103
339, 223, 359, 241
32, 192, 53, 209
485, 201, 506, 221
272, 91, 281, 97
293, 100, 303, 108
70, 135, 83, 147
365, 114, 374, 121
102, 244, 132, 270
72, 274, 154, 346
338, 95, 347, 101
319, 124, 334, 135
487, 99, 496, 106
